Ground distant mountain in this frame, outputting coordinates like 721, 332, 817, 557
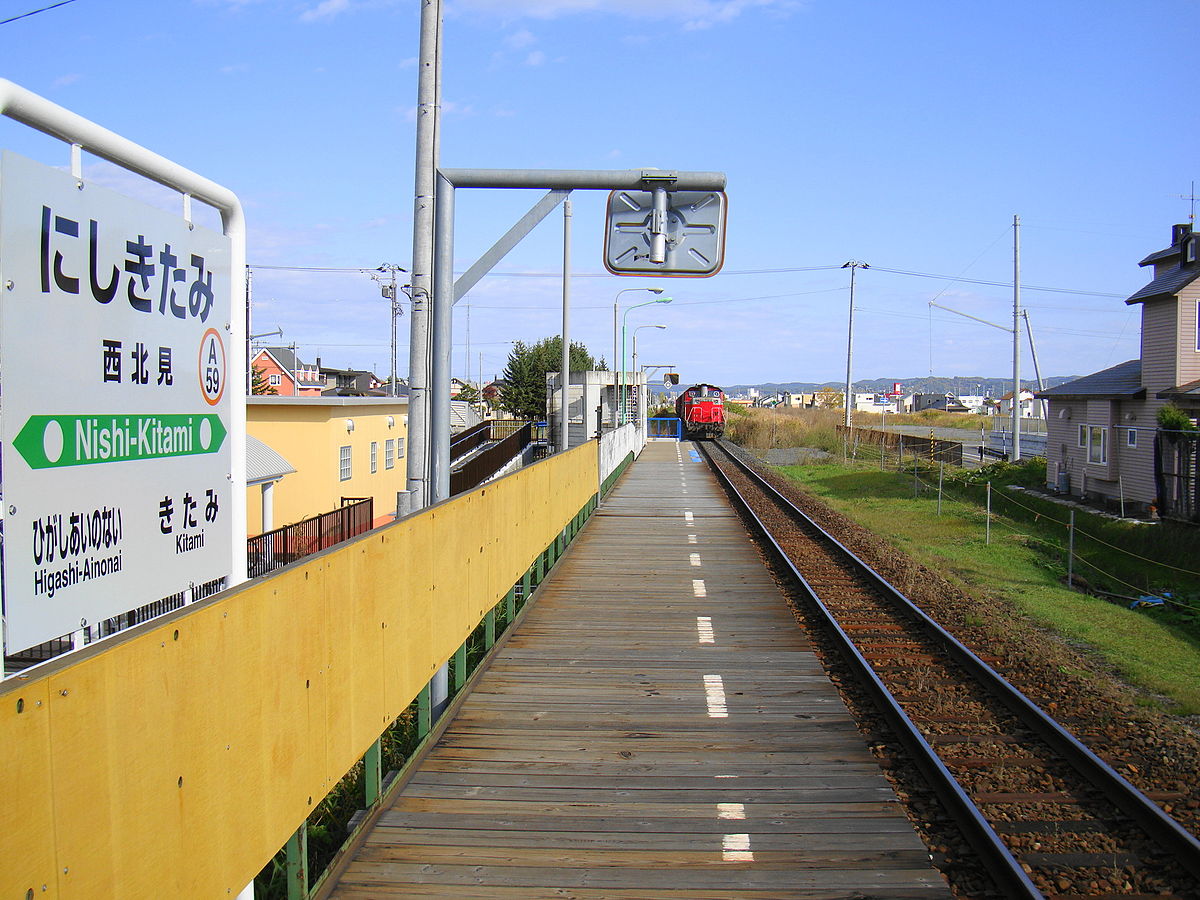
662, 376, 1082, 399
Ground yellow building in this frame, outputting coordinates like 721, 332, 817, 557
246, 396, 409, 535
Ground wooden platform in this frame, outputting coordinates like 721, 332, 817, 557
326, 441, 950, 898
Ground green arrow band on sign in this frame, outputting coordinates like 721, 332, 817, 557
13, 414, 227, 469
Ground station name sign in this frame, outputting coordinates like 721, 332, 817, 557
0, 151, 234, 651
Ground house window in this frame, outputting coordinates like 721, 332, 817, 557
269, 374, 281, 386
339, 445, 352, 481
1077, 424, 1087, 448
1127, 428, 1137, 448
1086, 426, 1107, 465
396, 437, 406, 459
1196, 301, 1200, 353
370, 441, 378, 474
385, 439, 395, 469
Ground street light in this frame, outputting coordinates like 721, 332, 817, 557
614, 287, 664, 427
632, 324, 667, 423
622, 296, 673, 424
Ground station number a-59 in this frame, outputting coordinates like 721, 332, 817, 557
199, 328, 226, 407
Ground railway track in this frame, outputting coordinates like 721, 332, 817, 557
701, 439, 1200, 899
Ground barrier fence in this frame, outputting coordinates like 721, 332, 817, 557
838, 425, 964, 466
450, 423, 533, 496
1, 442, 600, 900
247, 497, 375, 578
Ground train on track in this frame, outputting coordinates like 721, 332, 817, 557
675, 383, 726, 440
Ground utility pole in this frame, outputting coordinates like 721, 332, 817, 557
371, 264, 406, 397
842, 261, 869, 430
1012, 215, 1021, 463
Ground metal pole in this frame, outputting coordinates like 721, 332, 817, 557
406, 0, 441, 510
1012, 215, 1021, 463
560, 197, 571, 453
986, 481, 992, 545
840, 261, 869, 430
1022, 310, 1047, 422
1067, 509, 1075, 588
844, 264, 856, 429
938, 460, 944, 515
632, 331, 638, 417
389, 273, 398, 397
613, 297, 619, 427
431, 170, 453, 502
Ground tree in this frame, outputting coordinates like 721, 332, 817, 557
251, 364, 278, 395
814, 386, 842, 409
499, 336, 602, 421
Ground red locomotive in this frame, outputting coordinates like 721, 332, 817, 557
675, 383, 726, 440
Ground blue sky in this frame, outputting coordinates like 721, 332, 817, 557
2, 0, 1196, 389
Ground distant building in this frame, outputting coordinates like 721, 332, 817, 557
997, 389, 1038, 418
251, 347, 324, 396
316, 358, 387, 396
906, 392, 971, 413
1038, 223, 1200, 518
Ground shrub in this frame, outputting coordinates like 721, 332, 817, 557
1157, 403, 1197, 432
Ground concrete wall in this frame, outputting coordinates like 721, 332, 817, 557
599, 422, 645, 485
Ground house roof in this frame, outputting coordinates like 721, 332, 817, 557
1157, 377, 1200, 401
1035, 359, 1144, 400
246, 435, 296, 486
1127, 224, 1199, 304
1125, 265, 1200, 305
254, 347, 325, 386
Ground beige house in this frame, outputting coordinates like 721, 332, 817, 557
1038, 223, 1200, 518
246, 396, 409, 535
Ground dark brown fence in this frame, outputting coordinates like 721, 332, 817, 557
451, 423, 533, 496
1155, 431, 1199, 523
450, 420, 493, 460
838, 426, 963, 465
247, 497, 374, 578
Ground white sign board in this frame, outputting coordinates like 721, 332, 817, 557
0, 151, 234, 651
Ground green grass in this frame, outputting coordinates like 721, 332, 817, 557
776, 460, 1200, 715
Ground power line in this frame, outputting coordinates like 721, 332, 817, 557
0, 0, 78, 26
871, 265, 1126, 298
250, 263, 383, 273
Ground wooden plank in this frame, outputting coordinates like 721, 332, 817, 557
322, 441, 949, 899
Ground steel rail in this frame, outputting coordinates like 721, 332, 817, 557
704, 440, 1200, 885
700, 440, 1041, 897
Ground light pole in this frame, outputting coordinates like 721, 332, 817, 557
614, 287, 664, 427
842, 261, 869, 430
632, 324, 667, 423
622, 295, 673, 424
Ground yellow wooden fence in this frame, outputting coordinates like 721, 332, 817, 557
1, 443, 598, 898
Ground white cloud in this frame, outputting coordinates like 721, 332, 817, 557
300, 0, 351, 22
450, 0, 799, 28
52, 74, 81, 88
524, 49, 546, 66
505, 29, 537, 49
